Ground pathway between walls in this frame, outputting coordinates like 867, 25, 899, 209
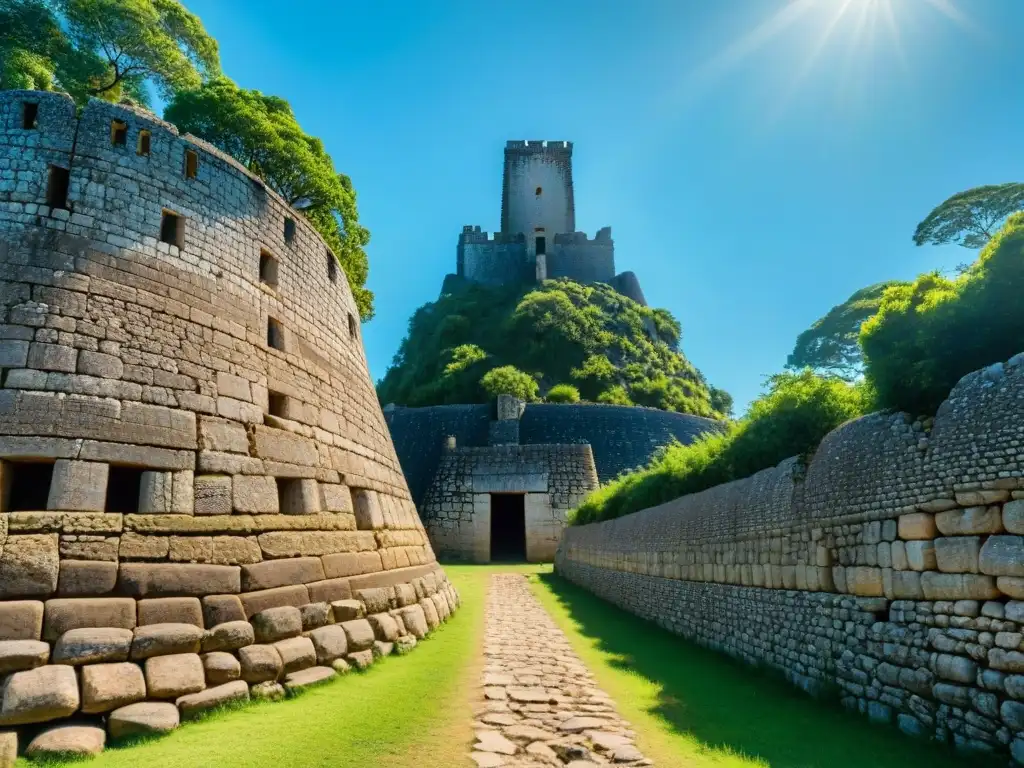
470, 573, 651, 767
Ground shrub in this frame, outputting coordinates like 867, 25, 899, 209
571, 371, 867, 524
861, 212, 1024, 414
546, 384, 581, 403
480, 366, 539, 402
376, 278, 728, 417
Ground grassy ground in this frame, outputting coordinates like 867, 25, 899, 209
528, 570, 1000, 768
29, 567, 497, 768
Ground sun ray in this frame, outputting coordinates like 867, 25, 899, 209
761, 0, 859, 128
671, 0, 818, 105
879, 0, 910, 76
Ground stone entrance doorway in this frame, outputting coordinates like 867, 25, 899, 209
490, 493, 526, 561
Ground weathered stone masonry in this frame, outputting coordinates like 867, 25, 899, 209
558, 353, 1024, 760
0, 90, 459, 758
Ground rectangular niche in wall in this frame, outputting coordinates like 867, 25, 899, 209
184, 149, 199, 179
267, 316, 285, 351
1, 461, 55, 512
105, 466, 144, 513
259, 250, 278, 287
284, 218, 296, 243
137, 130, 151, 157
46, 166, 70, 210
22, 102, 39, 130
160, 210, 185, 248
347, 313, 357, 341
327, 250, 338, 284
267, 390, 288, 419
490, 493, 526, 562
110, 120, 128, 147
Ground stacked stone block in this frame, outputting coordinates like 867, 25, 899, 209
0, 90, 457, 760
423, 443, 598, 563
558, 352, 1024, 761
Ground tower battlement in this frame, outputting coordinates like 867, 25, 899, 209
504, 139, 573, 153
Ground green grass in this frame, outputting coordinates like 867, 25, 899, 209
28, 568, 494, 768
528, 571, 1000, 768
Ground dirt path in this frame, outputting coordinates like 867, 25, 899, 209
470, 573, 651, 767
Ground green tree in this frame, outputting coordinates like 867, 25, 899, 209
786, 282, 903, 381
480, 366, 538, 402
572, 370, 867, 525
708, 386, 734, 417
0, 0, 219, 105
545, 384, 580, 403
863, 212, 1024, 415
165, 78, 373, 319
913, 183, 1024, 250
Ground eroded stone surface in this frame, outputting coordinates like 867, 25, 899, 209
470, 574, 649, 766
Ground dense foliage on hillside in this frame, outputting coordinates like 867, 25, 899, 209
571, 371, 868, 524
377, 278, 729, 418
862, 211, 1024, 414
573, 197, 1024, 525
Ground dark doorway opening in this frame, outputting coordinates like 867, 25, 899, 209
4, 461, 55, 511
490, 493, 526, 562
105, 466, 143, 513
535, 236, 546, 255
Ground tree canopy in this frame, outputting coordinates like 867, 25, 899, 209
786, 281, 904, 381
0, 0, 220, 105
164, 79, 373, 318
863, 211, 1024, 414
572, 370, 868, 525
913, 183, 1024, 250
377, 277, 727, 418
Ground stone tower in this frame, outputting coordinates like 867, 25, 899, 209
456, 141, 646, 304
0, 90, 458, 751
500, 140, 575, 272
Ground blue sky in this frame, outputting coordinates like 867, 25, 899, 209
183, 0, 1024, 413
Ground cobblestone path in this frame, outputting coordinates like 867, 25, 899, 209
470, 573, 651, 767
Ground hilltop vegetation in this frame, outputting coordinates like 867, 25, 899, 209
377, 278, 730, 418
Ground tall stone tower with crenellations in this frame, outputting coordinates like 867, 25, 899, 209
0, 90, 458, 757
454, 140, 646, 304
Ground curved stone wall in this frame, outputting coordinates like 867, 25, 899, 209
0, 91, 458, 754
384, 401, 722, 506
558, 352, 1024, 760
519, 403, 723, 483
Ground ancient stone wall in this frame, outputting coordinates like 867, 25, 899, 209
0, 90, 457, 755
425, 444, 598, 562
456, 226, 530, 286
547, 228, 615, 285
519, 403, 723, 483
557, 353, 1024, 761
384, 402, 721, 506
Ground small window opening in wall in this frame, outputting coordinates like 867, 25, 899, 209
327, 250, 338, 283
105, 466, 144, 513
46, 165, 70, 209
267, 390, 287, 418
267, 316, 285, 351
259, 249, 278, 287
535, 235, 546, 256
184, 150, 198, 179
137, 130, 151, 156
160, 210, 184, 248
347, 313, 357, 341
276, 477, 302, 514
2, 461, 54, 512
284, 218, 296, 243
535, 186, 542, 197
22, 103, 39, 130
111, 120, 128, 147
